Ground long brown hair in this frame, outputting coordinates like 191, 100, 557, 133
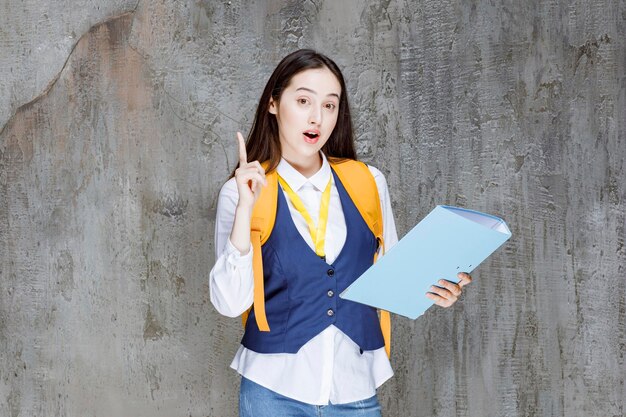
231, 49, 357, 177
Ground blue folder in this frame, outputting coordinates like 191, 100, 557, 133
340, 205, 511, 319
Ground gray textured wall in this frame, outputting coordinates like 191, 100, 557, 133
1, 1, 624, 416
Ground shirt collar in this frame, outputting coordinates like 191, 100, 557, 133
276, 152, 332, 192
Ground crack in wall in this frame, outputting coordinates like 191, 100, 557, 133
0, 4, 140, 139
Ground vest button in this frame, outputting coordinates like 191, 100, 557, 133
327, 269, 334, 277
327, 309, 334, 316
327, 290, 334, 297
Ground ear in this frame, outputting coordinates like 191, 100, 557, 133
268, 97, 277, 115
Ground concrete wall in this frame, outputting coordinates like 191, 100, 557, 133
1, 1, 624, 416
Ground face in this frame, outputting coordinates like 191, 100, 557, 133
269, 67, 341, 166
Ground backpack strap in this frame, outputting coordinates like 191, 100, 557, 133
240, 162, 277, 332
330, 159, 391, 358
329, 160, 383, 240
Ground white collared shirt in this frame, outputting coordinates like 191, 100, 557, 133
209, 152, 398, 405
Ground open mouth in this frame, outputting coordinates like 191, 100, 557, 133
303, 131, 320, 143
303, 132, 319, 139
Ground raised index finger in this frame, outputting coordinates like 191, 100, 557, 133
236, 131, 247, 166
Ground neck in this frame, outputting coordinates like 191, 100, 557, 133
283, 152, 323, 178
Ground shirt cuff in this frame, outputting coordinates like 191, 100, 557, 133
226, 238, 254, 267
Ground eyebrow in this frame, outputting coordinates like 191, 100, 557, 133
295, 87, 340, 99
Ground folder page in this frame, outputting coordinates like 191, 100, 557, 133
339, 205, 511, 319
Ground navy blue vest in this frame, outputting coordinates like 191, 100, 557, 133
241, 168, 385, 354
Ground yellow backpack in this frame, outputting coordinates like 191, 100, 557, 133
241, 158, 391, 357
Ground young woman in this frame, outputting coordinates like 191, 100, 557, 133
209, 49, 472, 417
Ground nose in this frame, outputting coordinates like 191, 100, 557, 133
308, 105, 322, 125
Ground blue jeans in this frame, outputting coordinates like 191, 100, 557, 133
239, 377, 383, 417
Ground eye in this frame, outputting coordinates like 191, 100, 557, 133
325, 103, 337, 110
297, 98, 309, 105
